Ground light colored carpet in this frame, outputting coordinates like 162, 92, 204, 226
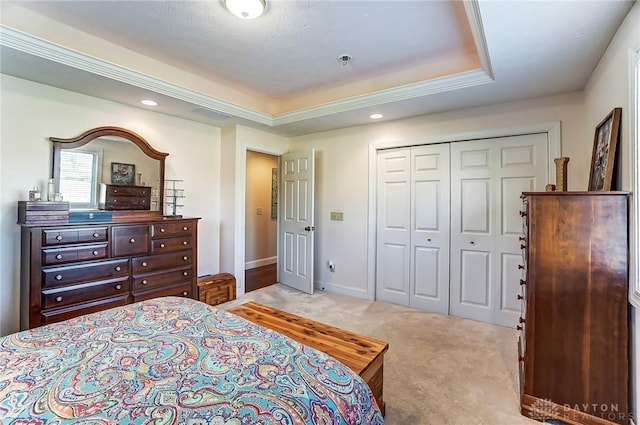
220, 284, 538, 425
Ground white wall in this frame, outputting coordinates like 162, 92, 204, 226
289, 92, 586, 298
0, 75, 222, 336
584, 2, 640, 419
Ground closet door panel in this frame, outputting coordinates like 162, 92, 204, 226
451, 134, 548, 326
376, 149, 411, 306
410, 144, 450, 313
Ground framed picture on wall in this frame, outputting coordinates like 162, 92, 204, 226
111, 162, 136, 185
588, 107, 621, 191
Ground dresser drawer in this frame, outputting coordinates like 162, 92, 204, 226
104, 185, 151, 197
152, 221, 193, 238
112, 225, 149, 257
103, 197, 151, 210
43, 226, 108, 246
132, 251, 192, 274
42, 259, 129, 288
42, 243, 108, 266
132, 268, 192, 291
151, 236, 193, 253
41, 295, 130, 326
132, 282, 192, 303
42, 278, 130, 309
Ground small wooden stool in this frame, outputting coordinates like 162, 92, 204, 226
197, 273, 236, 306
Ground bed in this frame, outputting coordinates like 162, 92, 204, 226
0, 297, 384, 424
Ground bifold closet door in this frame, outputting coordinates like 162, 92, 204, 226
449, 134, 548, 327
376, 145, 450, 313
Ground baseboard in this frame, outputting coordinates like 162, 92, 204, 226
314, 280, 369, 300
245, 256, 277, 270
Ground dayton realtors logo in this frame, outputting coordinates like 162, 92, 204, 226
529, 398, 559, 422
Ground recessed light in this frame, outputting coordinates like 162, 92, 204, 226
370, 113, 383, 120
140, 99, 158, 106
225, 0, 265, 19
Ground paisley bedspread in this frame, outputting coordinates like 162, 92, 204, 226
0, 297, 384, 424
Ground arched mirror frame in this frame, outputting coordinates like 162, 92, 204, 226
50, 126, 168, 215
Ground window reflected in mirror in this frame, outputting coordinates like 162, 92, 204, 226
59, 149, 101, 209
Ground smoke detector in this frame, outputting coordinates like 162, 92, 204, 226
337, 54, 352, 67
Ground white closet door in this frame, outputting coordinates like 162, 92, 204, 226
449, 134, 548, 326
410, 144, 450, 313
376, 149, 411, 306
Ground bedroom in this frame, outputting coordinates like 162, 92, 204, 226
0, 0, 639, 423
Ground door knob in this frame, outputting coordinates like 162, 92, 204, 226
304, 226, 315, 231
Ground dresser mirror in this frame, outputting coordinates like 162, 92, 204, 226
50, 127, 168, 212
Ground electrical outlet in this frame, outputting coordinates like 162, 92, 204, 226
328, 260, 335, 272
256, 207, 263, 215
330, 211, 344, 221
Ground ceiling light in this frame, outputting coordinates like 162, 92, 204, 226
337, 54, 352, 67
140, 99, 158, 106
225, 0, 265, 19
370, 113, 384, 120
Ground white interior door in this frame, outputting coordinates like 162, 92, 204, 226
410, 144, 450, 314
279, 150, 315, 294
376, 149, 411, 305
376, 145, 450, 313
449, 134, 548, 326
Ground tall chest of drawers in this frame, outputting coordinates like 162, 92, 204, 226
20, 217, 199, 330
518, 192, 629, 425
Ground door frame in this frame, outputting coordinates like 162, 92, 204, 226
235, 140, 288, 297
366, 121, 561, 300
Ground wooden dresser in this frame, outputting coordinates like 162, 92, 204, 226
20, 217, 199, 329
519, 192, 629, 425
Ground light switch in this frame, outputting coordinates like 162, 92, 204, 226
330, 211, 344, 221
257, 207, 263, 215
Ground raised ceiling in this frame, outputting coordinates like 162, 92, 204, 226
0, 0, 634, 136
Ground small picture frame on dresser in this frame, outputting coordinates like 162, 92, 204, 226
111, 162, 136, 185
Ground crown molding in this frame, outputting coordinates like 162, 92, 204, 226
272, 69, 493, 125
1, 2, 495, 129
0, 25, 273, 126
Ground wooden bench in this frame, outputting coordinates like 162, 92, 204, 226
226, 302, 389, 415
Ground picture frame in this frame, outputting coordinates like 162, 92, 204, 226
588, 107, 621, 191
111, 162, 136, 185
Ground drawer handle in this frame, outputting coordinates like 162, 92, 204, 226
516, 325, 523, 331
470, 241, 475, 245
518, 264, 524, 270
182, 291, 188, 296
142, 190, 146, 194
183, 256, 188, 261
113, 199, 117, 202
519, 356, 525, 362
183, 271, 188, 276
160, 243, 165, 248
160, 228, 166, 233
520, 244, 526, 250
115, 284, 122, 290
142, 262, 148, 267
92, 250, 99, 256
517, 294, 524, 300
518, 236, 525, 241
93, 232, 99, 238
56, 235, 63, 241
55, 296, 63, 302
115, 266, 122, 272
182, 241, 188, 245
519, 317, 525, 324
520, 279, 526, 286
55, 254, 63, 260
114, 189, 118, 193
142, 279, 148, 285
130, 238, 136, 243
519, 211, 527, 217
427, 238, 432, 242
55, 274, 63, 281
183, 226, 188, 231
